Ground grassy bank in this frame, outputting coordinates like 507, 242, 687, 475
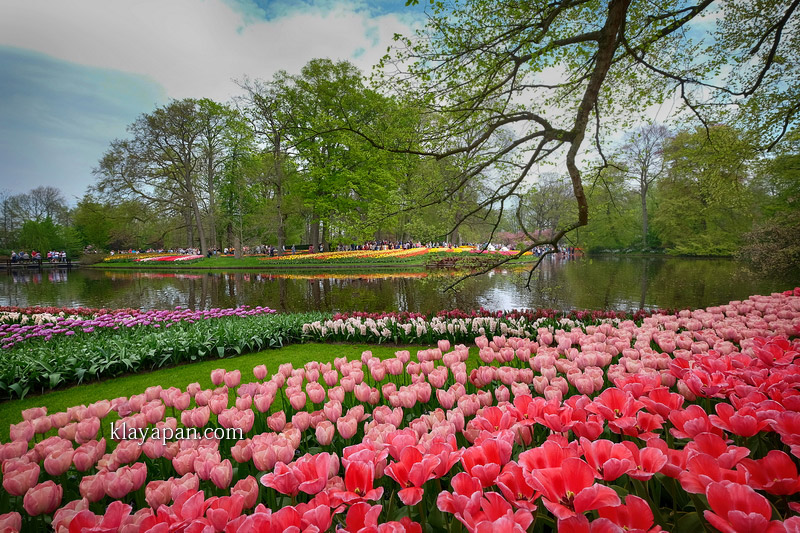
92, 250, 538, 270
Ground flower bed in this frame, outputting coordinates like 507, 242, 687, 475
135, 255, 204, 263
0, 307, 324, 400
0, 290, 798, 531
305, 308, 667, 345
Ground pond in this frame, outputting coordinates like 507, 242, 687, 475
1, 256, 797, 313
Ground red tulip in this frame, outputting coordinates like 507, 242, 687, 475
338, 461, 384, 504
207, 494, 244, 531
738, 450, 800, 495
579, 438, 634, 482
526, 457, 620, 520
385, 447, 441, 506
345, 501, 382, 532
496, 462, 539, 511
678, 453, 746, 494
597, 494, 660, 532
704, 481, 785, 533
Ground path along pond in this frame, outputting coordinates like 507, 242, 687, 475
2, 255, 798, 313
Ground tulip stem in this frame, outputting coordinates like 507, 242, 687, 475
417, 502, 426, 532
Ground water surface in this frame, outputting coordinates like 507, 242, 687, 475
1, 256, 797, 313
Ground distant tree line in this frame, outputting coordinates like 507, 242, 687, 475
1, 57, 797, 272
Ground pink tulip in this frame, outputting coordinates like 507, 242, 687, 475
143, 438, 166, 460
0, 512, 21, 532
231, 476, 259, 509
306, 383, 326, 404
10, 421, 34, 442
337, 416, 358, 440
224, 370, 242, 388
76, 417, 100, 444
170, 473, 200, 501
209, 393, 229, 415
292, 412, 311, 432
231, 439, 252, 463
211, 368, 226, 386
236, 394, 253, 410
354, 383, 372, 403
268, 411, 286, 432
210, 459, 234, 489
289, 391, 307, 410
43, 447, 73, 477
316, 421, 335, 446
323, 370, 339, 387
253, 393, 274, 413
103, 463, 147, 499
114, 439, 142, 465
21, 407, 47, 421
254, 364, 268, 380
23, 481, 62, 516
324, 401, 343, 423
2, 462, 40, 496
79, 474, 105, 503
146, 479, 173, 509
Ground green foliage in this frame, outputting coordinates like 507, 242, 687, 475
579, 169, 640, 251
651, 126, 756, 255
737, 211, 800, 276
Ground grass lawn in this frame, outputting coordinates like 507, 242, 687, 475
0, 343, 446, 441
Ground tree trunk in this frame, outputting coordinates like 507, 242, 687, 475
207, 159, 217, 249
641, 187, 648, 248
310, 214, 320, 251
184, 209, 193, 248
233, 231, 242, 259
184, 172, 208, 255
274, 142, 286, 255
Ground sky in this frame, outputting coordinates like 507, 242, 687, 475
0, 0, 425, 203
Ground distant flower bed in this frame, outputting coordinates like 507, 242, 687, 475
259, 247, 477, 263
135, 255, 204, 262
0, 289, 798, 531
102, 253, 203, 263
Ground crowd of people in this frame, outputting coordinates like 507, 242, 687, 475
9, 250, 67, 263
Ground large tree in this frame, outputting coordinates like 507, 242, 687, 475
620, 124, 670, 247
363, 0, 800, 281
94, 99, 249, 255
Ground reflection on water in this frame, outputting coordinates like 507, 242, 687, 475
1, 256, 797, 313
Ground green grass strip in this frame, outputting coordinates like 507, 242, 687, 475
0, 343, 433, 441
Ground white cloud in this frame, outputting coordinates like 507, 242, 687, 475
0, 0, 420, 101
